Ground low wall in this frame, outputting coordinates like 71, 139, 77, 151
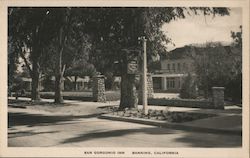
145, 98, 214, 109
140, 86, 225, 109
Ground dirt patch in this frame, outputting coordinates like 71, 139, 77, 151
8, 99, 104, 116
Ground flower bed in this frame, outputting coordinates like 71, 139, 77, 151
103, 107, 217, 123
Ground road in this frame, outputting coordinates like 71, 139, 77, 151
8, 104, 241, 147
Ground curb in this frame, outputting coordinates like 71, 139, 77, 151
99, 114, 242, 136
8, 104, 27, 109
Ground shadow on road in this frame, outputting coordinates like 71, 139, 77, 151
61, 127, 178, 144
8, 111, 242, 147
60, 127, 242, 147
9, 130, 59, 139
8, 112, 102, 128
173, 132, 242, 147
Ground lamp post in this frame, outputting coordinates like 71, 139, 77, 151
141, 36, 148, 115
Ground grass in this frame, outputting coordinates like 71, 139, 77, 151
23, 91, 121, 101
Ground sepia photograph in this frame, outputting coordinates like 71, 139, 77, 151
1, 1, 249, 158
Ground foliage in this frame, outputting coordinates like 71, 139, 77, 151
180, 73, 198, 99
81, 7, 229, 108
192, 37, 242, 102
8, 7, 230, 105
231, 25, 242, 48
8, 36, 20, 90
8, 7, 61, 100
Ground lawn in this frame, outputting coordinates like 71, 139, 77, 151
24, 91, 121, 101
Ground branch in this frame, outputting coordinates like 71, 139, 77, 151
62, 64, 66, 76
19, 50, 32, 74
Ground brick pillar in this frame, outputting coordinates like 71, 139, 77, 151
212, 87, 225, 109
93, 75, 106, 102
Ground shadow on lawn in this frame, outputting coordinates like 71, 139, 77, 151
8, 112, 102, 128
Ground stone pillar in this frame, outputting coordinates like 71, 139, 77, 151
139, 73, 154, 103
93, 75, 106, 102
212, 87, 225, 109
147, 73, 154, 98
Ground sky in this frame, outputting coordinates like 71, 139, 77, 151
162, 8, 242, 51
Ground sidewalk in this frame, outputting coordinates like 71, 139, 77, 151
138, 103, 242, 134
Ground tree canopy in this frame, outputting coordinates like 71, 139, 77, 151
8, 7, 230, 106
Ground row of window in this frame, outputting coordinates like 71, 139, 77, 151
166, 63, 189, 72
166, 78, 181, 89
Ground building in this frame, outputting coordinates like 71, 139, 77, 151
152, 46, 195, 92
152, 43, 241, 93
20, 76, 91, 92
19, 76, 122, 92
63, 76, 91, 91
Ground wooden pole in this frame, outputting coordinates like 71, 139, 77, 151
142, 36, 148, 115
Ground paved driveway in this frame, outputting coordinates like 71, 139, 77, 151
8, 106, 241, 147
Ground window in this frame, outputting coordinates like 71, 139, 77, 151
172, 63, 175, 72
167, 64, 170, 70
177, 63, 181, 72
183, 63, 186, 71
167, 78, 175, 89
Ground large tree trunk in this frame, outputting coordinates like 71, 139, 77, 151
54, 47, 64, 104
119, 73, 138, 109
74, 75, 78, 91
54, 73, 64, 103
31, 58, 41, 101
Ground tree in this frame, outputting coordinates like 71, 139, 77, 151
231, 25, 242, 48
8, 8, 57, 101
192, 40, 242, 101
8, 36, 19, 95
180, 73, 197, 99
226, 26, 242, 102
64, 63, 96, 91
9, 8, 98, 103
8, 7, 230, 106
51, 8, 96, 103
38, 8, 96, 103
81, 7, 229, 109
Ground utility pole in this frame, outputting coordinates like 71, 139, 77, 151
142, 36, 148, 115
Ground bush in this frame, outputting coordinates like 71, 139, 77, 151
180, 73, 198, 99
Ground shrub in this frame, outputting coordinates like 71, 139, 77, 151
180, 73, 198, 99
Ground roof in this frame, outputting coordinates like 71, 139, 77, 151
162, 44, 240, 60
65, 76, 90, 82
163, 46, 194, 60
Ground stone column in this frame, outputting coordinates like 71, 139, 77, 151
147, 73, 154, 98
93, 75, 106, 102
139, 73, 154, 103
212, 87, 225, 109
